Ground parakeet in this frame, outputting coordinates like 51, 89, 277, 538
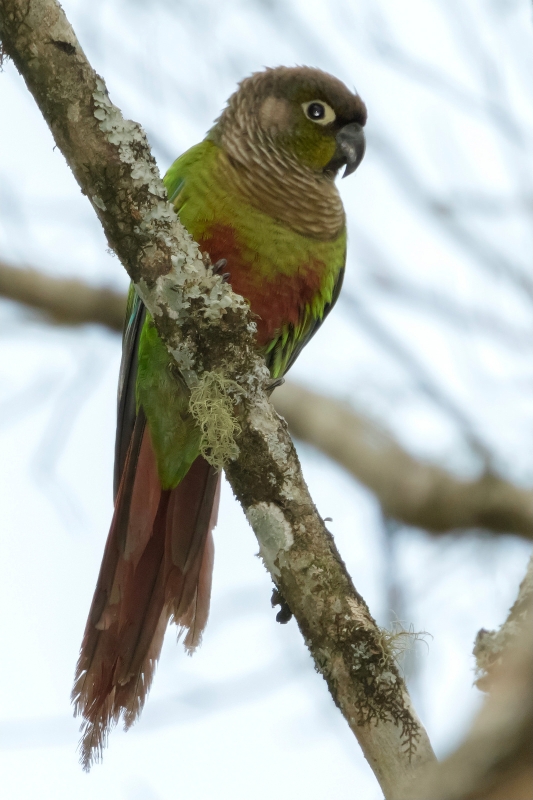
72, 66, 366, 767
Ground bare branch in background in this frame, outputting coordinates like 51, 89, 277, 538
410, 556, 533, 800
0, 0, 436, 793
274, 382, 533, 540
3, 263, 531, 540
0, 260, 125, 330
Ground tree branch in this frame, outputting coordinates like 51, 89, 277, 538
409, 556, 533, 800
473, 554, 533, 692
273, 383, 533, 540
2, 260, 531, 540
0, 0, 435, 794
0, 260, 125, 329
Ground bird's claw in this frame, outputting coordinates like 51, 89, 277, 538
212, 258, 227, 273
212, 258, 230, 282
267, 376, 285, 394
271, 587, 292, 624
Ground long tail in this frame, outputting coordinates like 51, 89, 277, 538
72, 410, 220, 769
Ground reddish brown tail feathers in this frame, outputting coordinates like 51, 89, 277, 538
72, 414, 220, 769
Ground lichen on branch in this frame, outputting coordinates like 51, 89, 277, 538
189, 370, 243, 468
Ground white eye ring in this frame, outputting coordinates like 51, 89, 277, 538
302, 100, 336, 125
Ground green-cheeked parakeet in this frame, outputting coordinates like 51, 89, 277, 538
72, 66, 366, 766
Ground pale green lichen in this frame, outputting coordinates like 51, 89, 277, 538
249, 395, 291, 466
92, 77, 166, 199
189, 371, 243, 469
92, 194, 106, 211
92, 77, 251, 328
246, 502, 294, 577
148, 247, 246, 327
92, 78, 253, 390
378, 620, 431, 666
168, 342, 196, 385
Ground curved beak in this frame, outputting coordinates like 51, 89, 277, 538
336, 122, 366, 178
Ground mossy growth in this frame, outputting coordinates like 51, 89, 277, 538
378, 620, 432, 664
189, 370, 242, 470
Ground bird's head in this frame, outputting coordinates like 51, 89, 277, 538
209, 66, 367, 181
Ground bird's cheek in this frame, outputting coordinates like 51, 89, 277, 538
294, 133, 336, 172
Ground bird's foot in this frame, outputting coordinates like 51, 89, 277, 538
271, 587, 292, 624
212, 258, 230, 282
267, 376, 285, 395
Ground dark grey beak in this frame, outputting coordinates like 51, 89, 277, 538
336, 122, 366, 178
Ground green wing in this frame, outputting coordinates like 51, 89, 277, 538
114, 285, 145, 497
265, 263, 345, 380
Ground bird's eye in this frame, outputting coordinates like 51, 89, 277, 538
302, 100, 336, 126
307, 102, 325, 119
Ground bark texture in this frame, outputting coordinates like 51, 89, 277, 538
0, 0, 435, 795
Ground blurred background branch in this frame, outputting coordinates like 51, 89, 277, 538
2, 260, 531, 540
411, 556, 533, 800
0, 260, 125, 330
274, 382, 533, 540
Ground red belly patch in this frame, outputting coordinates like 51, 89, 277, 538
198, 223, 324, 345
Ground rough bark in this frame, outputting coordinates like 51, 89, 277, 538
0, 0, 435, 794
2, 262, 532, 541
